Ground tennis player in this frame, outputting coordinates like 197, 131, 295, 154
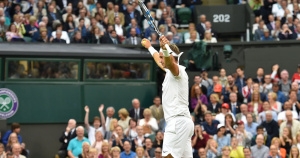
141, 36, 194, 158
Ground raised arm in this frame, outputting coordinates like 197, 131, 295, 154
84, 105, 90, 130
141, 38, 165, 71
99, 104, 106, 130
160, 36, 179, 76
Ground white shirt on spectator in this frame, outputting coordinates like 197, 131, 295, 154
156, 9, 163, 20
272, 3, 285, 18
139, 117, 158, 136
278, 110, 298, 121
51, 31, 70, 44
75, 17, 91, 28
88, 126, 105, 145
143, 19, 158, 30
215, 112, 236, 125
115, 24, 124, 36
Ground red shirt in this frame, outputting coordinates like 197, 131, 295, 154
292, 73, 300, 83
192, 133, 210, 150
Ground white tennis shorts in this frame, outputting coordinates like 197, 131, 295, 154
162, 116, 194, 158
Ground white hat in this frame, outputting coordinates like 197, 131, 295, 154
217, 124, 225, 130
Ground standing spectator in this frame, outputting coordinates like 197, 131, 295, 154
262, 74, 273, 95
57, 119, 77, 158
279, 69, 291, 97
242, 78, 253, 104
253, 67, 265, 84
2, 123, 22, 146
84, 105, 105, 145
280, 110, 300, 138
67, 126, 90, 158
123, 28, 141, 45
129, 98, 144, 120
250, 134, 269, 158
261, 111, 279, 146
149, 96, 164, 122
235, 67, 246, 93
196, 14, 207, 39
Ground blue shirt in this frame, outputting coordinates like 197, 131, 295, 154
2, 130, 22, 146
67, 137, 90, 157
245, 122, 258, 136
213, 134, 231, 153
120, 151, 136, 158
202, 120, 219, 135
276, 91, 286, 104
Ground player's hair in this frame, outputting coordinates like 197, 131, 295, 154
169, 43, 180, 55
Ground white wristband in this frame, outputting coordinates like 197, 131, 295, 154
148, 46, 157, 56
162, 49, 169, 57
164, 44, 173, 57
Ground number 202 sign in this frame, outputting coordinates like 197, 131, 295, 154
213, 14, 230, 23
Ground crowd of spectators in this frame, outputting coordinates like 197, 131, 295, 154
250, 0, 300, 41
40, 63, 300, 158
0, 0, 210, 45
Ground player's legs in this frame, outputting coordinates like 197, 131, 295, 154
162, 119, 176, 157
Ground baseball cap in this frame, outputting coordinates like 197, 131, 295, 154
237, 120, 244, 125
222, 103, 229, 109
217, 124, 225, 130
214, 84, 222, 93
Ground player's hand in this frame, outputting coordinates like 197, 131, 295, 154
99, 104, 104, 112
141, 38, 151, 49
84, 105, 89, 113
159, 35, 170, 50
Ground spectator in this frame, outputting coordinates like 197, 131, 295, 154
111, 146, 121, 158
165, 31, 174, 44
100, 29, 121, 44
247, 90, 263, 116
62, 6, 75, 23
139, 108, 158, 137
78, 142, 90, 158
6, 23, 24, 42
129, 98, 144, 120
202, 111, 219, 136
262, 74, 273, 95
243, 147, 252, 158
203, 30, 217, 43
258, 101, 278, 124
279, 69, 291, 97
215, 103, 235, 125
63, 14, 76, 38
268, 144, 282, 158
149, 33, 159, 44
261, 110, 279, 146
213, 124, 231, 154
236, 104, 254, 124
3, 123, 22, 146
251, 125, 268, 146
58, 119, 77, 158
89, 26, 102, 44
271, 137, 286, 158
271, 20, 281, 40
196, 14, 207, 39
105, 118, 118, 141
207, 93, 221, 114
98, 141, 110, 158
280, 127, 293, 154
205, 139, 218, 158
117, 108, 131, 131
125, 119, 138, 141
111, 125, 129, 151
120, 140, 136, 158
105, 106, 115, 132
91, 131, 104, 156
184, 23, 200, 42
108, 5, 125, 26
170, 24, 183, 44
242, 78, 253, 103
74, 18, 88, 41
114, 16, 125, 39
185, 30, 200, 44
124, 4, 140, 27
289, 145, 300, 158
279, 24, 294, 40
251, 134, 269, 158
292, 64, 300, 86
51, 30, 67, 43
278, 101, 298, 125
261, 28, 274, 41
190, 85, 208, 111
235, 67, 246, 93
71, 31, 86, 43
5, 133, 28, 157
144, 138, 155, 157
123, 28, 141, 45
156, 1, 165, 20
280, 110, 300, 138
235, 120, 252, 147
197, 147, 207, 158
67, 126, 90, 158
229, 92, 242, 115
254, 20, 265, 41
37, 27, 49, 42
0, 143, 5, 158
149, 96, 164, 122
51, 24, 70, 44
135, 146, 144, 158
143, 11, 158, 30
75, 9, 90, 28
272, 0, 285, 18
267, 92, 282, 113
153, 131, 163, 148
193, 103, 207, 125
290, 82, 300, 99
229, 137, 244, 158
267, 14, 276, 31
154, 147, 163, 158
0, 17, 7, 41
192, 124, 210, 156
11, 143, 26, 158
47, 4, 62, 27
245, 113, 258, 136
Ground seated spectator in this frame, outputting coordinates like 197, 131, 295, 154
268, 144, 282, 158
251, 125, 269, 146
37, 27, 49, 42
5, 133, 28, 157
279, 24, 295, 40
193, 104, 207, 125
6, 24, 24, 42
62, 6, 75, 23
149, 96, 164, 122
100, 29, 121, 44
125, 119, 138, 141
272, 83, 286, 104
158, 25, 166, 36
47, 4, 62, 27
213, 124, 231, 154
108, 5, 125, 26
149, 33, 159, 45
111, 125, 129, 152
156, 1, 165, 20
51, 24, 70, 44
258, 101, 278, 124
78, 142, 90, 158
143, 11, 158, 30
230, 137, 244, 158
88, 27, 102, 44
249, 0, 263, 17
280, 110, 300, 138
205, 139, 219, 157
63, 14, 76, 38
11, 143, 26, 158
267, 14, 276, 31
245, 113, 258, 136
247, 90, 263, 116
117, 108, 131, 131
170, 25, 183, 44
228, 92, 242, 115
267, 92, 282, 113
192, 124, 210, 156
202, 111, 219, 136
129, 98, 145, 120
113, 16, 125, 41
190, 85, 208, 111
271, 20, 281, 40
154, 147, 163, 158
289, 145, 300, 158
203, 21, 217, 40
243, 147, 252, 158
120, 140, 136, 157
24, 16, 39, 42
261, 111, 279, 146
271, 137, 286, 158
280, 126, 293, 154
254, 20, 265, 41
196, 14, 207, 40
207, 93, 221, 114
135, 146, 144, 158
75, 9, 90, 28
236, 104, 256, 124
105, 118, 118, 141
124, 4, 141, 27
58, 119, 77, 158
125, 18, 141, 38
260, 28, 274, 41
139, 108, 158, 137
89, 17, 105, 34
278, 101, 298, 125
251, 134, 269, 158
91, 131, 104, 155
124, 28, 141, 45
153, 131, 164, 148
144, 138, 155, 157
216, 103, 235, 125
51, 30, 67, 43
203, 30, 217, 43
74, 18, 88, 41
0, 143, 5, 158
184, 23, 200, 42
185, 30, 200, 44
111, 146, 121, 158
67, 126, 90, 158
235, 120, 252, 147
71, 31, 86, 43
0, 17, 7, 41
98, 141, 110, 158
272, 0, 285, 19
